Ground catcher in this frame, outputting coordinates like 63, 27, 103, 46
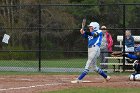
122, 46, 140, 80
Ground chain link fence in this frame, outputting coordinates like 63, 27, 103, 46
0, 3, 139, 72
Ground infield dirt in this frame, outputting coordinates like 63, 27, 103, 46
0, 75, 139, 93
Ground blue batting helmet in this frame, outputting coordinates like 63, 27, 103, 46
135, 46, 140, 52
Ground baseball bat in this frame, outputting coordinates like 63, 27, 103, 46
81, 17, 86, 30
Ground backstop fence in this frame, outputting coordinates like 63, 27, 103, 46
0, 4, 139, 72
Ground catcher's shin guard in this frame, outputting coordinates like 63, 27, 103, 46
129, 73, 140, 81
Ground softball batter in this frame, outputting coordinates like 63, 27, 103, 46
71, 22, 110, 83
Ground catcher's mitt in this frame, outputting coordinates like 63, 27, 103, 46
111, 51, 122, 57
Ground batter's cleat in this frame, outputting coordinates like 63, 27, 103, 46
71, 79, 82, 83
104, 76, 111, 82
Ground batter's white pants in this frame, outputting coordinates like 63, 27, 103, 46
85, 45, 100, 71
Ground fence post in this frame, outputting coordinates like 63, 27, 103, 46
38, 4, 42, 72
122, 4, 126, 72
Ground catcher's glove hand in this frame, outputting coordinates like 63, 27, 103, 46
122, 53, 128, 57
111, 51, 122, 57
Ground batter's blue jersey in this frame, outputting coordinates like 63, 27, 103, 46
82, 30, 103, 47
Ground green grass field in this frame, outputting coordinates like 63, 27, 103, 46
0, 58, 118, 68
0, 58, 87, 68
42, 87, 140, 93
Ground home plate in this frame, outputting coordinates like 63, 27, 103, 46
71, 80, 93, 83
82, 80, 93, 83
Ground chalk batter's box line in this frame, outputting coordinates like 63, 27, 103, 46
0, 83, 63, 91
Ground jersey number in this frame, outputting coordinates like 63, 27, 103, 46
88, 36, 93, 41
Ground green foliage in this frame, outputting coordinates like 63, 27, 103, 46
69, 0, 98, 4
41, 51, 65, 59
68, 0, 101, 27
69, 0, 140, 28
0, 46, 36, 60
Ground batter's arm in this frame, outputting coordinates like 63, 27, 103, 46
80, 29, 88, 38
91, 30, 102, 37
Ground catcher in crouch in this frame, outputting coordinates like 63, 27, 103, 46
123, 46, 140, 80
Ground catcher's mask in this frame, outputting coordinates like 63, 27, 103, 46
133, 60, 140, 72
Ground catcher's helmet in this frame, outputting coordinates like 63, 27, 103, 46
133, 60, 140, 72
135, 46, 140, 52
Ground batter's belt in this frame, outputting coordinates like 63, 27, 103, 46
88, 45, 99, 48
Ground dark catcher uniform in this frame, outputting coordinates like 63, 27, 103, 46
124, 46, 140, 80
